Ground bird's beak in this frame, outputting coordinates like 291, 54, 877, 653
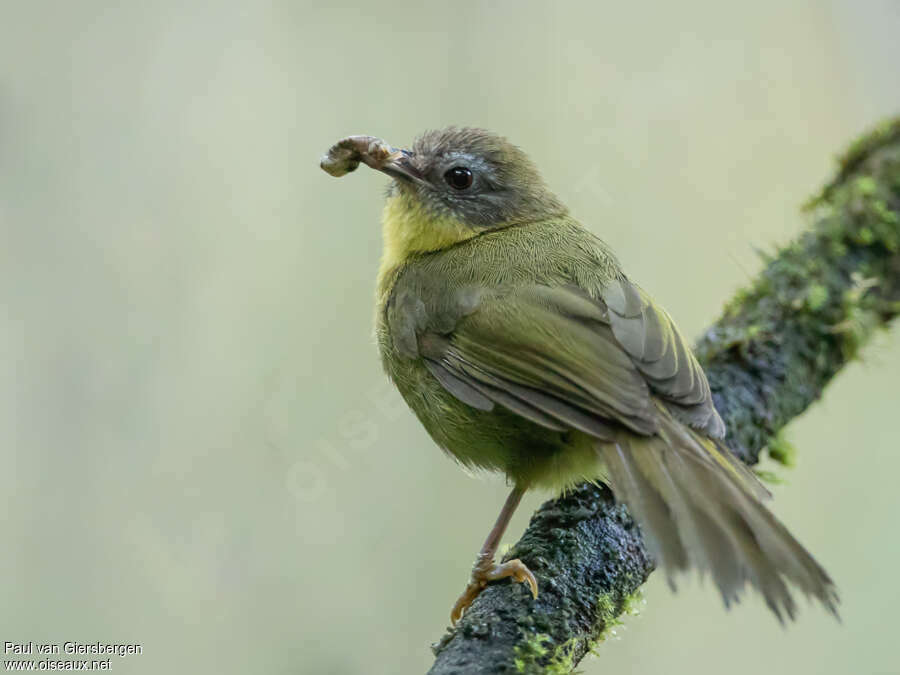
377, 151, 423, 184
320, 135, 424, 184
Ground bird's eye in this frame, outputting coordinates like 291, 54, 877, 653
444, 167, 473, 190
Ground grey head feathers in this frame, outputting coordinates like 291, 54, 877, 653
395, 127, 568, 228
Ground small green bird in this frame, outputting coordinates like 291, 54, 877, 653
320, 128, 837, 624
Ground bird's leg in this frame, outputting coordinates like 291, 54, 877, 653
450, 485, 538, 624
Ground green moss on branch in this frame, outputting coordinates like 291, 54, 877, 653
697, 117, 900, 464
429, 117, 900, 675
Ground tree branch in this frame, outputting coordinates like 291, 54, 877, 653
428, 117, 900, 675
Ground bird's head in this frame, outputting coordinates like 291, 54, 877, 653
321, 127, 567, 266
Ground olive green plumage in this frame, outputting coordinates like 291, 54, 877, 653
325, 127, 838, 621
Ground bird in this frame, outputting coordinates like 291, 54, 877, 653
319, 128, 838, 625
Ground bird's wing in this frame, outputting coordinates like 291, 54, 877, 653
600, 277, 725, 437
418, 283, 658, 440
418, 280, 724, 439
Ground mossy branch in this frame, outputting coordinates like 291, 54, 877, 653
428, 116, 900, 675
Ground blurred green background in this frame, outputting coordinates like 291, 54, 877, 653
2, 2, 899, 674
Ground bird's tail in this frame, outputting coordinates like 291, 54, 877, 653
596, 410, 838, 621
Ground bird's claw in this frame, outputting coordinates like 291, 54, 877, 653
450, 558, 538, 625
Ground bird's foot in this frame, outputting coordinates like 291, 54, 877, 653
450, 555, 538, 625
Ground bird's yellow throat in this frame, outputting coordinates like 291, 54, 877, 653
376, 193, 479, 292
